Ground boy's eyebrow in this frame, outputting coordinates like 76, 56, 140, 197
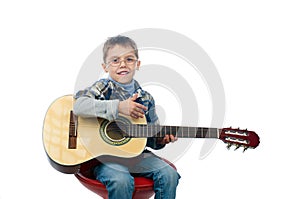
107, 52, 136, 60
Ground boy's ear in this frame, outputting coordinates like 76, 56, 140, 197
136, 60, 141, 70
102, 63, 108, 72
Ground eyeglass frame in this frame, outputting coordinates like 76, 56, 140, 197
105, 57, 139, 68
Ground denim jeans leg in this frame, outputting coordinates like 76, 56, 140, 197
94, 162, 134, 199
132, 156, 181, 199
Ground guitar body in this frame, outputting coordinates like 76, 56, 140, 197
43, 95, 147, 173
43, 95, 260, 173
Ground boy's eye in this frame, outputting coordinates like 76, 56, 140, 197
126, 57, 134, 63
112, 58, 119, 63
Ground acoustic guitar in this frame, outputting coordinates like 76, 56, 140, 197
43, 95, 260, 173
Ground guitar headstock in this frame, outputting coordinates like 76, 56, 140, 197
219, 127, 260, 152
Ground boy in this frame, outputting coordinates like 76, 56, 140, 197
73, 35, 180, 199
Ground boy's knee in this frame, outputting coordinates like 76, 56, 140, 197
159, 166, 180, 187
108, 173, 135, 190
168, 168, 180, 183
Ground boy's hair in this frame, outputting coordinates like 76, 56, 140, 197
103, 35, 139, 63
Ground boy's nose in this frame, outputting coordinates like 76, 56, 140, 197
119, 60, 127, 67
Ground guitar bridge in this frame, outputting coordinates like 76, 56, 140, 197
68, 111, 78, 149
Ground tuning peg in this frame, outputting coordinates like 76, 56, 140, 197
234, 144, 241, 151
243, 146, 249, 153
227, 143, 232, 150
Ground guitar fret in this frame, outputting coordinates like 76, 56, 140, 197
141, 125, 143, 137
172, 126, 178, 137
204, 128, 208, 138
128, 124, 130, 137
207, 128, 209, 137
147, 124, 149, 137
135, 125, 138, 137
165, 126, 168, 136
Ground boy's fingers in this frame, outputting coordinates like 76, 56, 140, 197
164, 135, 170, 143
133, 109, 145, 118
131, 93, 138, 101
131, 111, 143, 119
170, 135, 177, 142
135, 103, 148, 111
162, 134, 177, 144
131, 113, 138, 119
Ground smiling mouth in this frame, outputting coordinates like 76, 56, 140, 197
117, 71, 129, 75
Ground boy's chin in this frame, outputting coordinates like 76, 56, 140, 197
116, 77, 133, 84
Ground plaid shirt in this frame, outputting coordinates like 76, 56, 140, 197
74, 78, 164, 150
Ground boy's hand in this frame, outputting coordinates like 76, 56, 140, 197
118, 94, 148, 119
159, 134, 178, 145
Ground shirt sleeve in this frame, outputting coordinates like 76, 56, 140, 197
73, 96, 119, 121
73, 80, 119, 121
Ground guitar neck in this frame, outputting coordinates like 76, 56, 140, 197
127, 124, 220, 139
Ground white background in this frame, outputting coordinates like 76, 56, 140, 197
1, 0, 299, 198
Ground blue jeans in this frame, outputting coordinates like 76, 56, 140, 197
93, 154, 180, 199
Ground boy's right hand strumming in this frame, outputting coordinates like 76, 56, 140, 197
118, 94, 148, 119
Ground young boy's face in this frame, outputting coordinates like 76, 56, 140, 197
102, 45, 140, 84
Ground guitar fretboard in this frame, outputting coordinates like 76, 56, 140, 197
126, 125, 220, 139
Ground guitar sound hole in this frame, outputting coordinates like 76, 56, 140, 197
106, 122, 127, 141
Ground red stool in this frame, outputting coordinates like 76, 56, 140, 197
75, 158, 176, 199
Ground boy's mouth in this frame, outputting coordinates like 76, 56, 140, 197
117, 71, 129, 75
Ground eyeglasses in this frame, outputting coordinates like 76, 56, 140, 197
106, 57, 138, 68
